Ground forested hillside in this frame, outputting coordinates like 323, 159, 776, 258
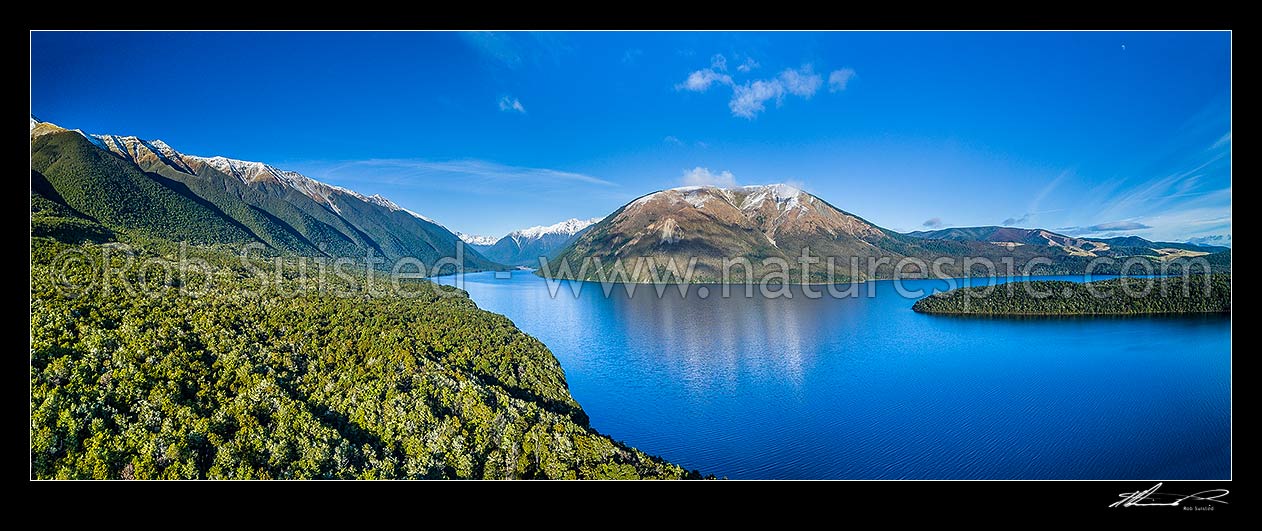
30, 220, 697, 479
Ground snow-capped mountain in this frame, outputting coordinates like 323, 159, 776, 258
32, 116, 500, 269
88, 133, 444, 226
548, 183, 899, 282
457, 232, 499, 247
509, 217, 603, 242
477, 217, 604, 266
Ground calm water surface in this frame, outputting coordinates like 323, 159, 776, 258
444, 272, 1230, 479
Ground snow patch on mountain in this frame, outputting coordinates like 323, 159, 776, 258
79, 127, 446, 225
682, 189, 711, 208
511, 217, 603, 241
739, 183, 805, 212
456, 233, 499, 246
629, 184, 808, 214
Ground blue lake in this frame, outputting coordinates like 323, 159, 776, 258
445, 272, 1231, 479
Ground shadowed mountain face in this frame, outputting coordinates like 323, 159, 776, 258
547, 186, 1231, 283
30, 118, 502, 271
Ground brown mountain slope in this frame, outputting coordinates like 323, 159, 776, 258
548, 185, 937, 282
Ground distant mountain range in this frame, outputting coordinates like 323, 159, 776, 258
31, 117, 1229, 283
904, 226, 1228, 257
547, 185, 1230, 282
31, 117, 501, 271
459, 218, 602, 267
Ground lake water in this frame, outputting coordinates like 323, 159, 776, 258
446, 272, 1231, 479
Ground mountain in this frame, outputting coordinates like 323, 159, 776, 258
30, 117, 503, 271
32, 128, 257, 246
547, 185, 1229, 283
906, 226, 1230, 257
904, 226, 1110, 255
549, 185, 945, 282
456, 232, 498, 247
479, 217, 602, 267
1093, 235, 1227, 253
31, 169, 113, 244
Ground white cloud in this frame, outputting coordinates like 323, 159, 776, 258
828, 68, 857, 92
681, 167, 737, 188
677, 69, 733, 92
711, 54, 728, 71
498, 96, 526, 114
680, 58, 845, 118
663, 135, 684, 146
779, 66, 822, 98
729, 79, 786, 119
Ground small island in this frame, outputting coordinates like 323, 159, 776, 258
912, 274, 1231, 316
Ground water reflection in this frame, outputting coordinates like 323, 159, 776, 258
451, 271, 1230, 479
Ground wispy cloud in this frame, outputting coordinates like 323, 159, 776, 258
736, 57, 759, 73
1065, 101, 1232, 242
922, 217, 943, 228
664, 135, 708, 148
681, 167, 737, 188
1117, 199, 1232, 242
1084, 220, 1152, 231
460, 32, 571, 69
1188, 234, 1231, 247
498, 96, 526, 114
1212, 131, 1231, 149
1023, 98, 1230, 243
1094, 152, 1227, 222
461, 32, 522, 68
302, 158, 617, 192
622, 48, 643, 64
828, 68, 856, 92
1030, 171, 1069, 213
710, 54, 728, 71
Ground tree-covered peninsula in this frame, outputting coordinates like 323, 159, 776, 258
912, 275, 1231, 316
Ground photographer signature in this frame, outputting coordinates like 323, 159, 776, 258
1110, 483, 1229, 508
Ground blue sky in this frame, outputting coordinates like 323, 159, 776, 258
31, 31, 1230, 244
